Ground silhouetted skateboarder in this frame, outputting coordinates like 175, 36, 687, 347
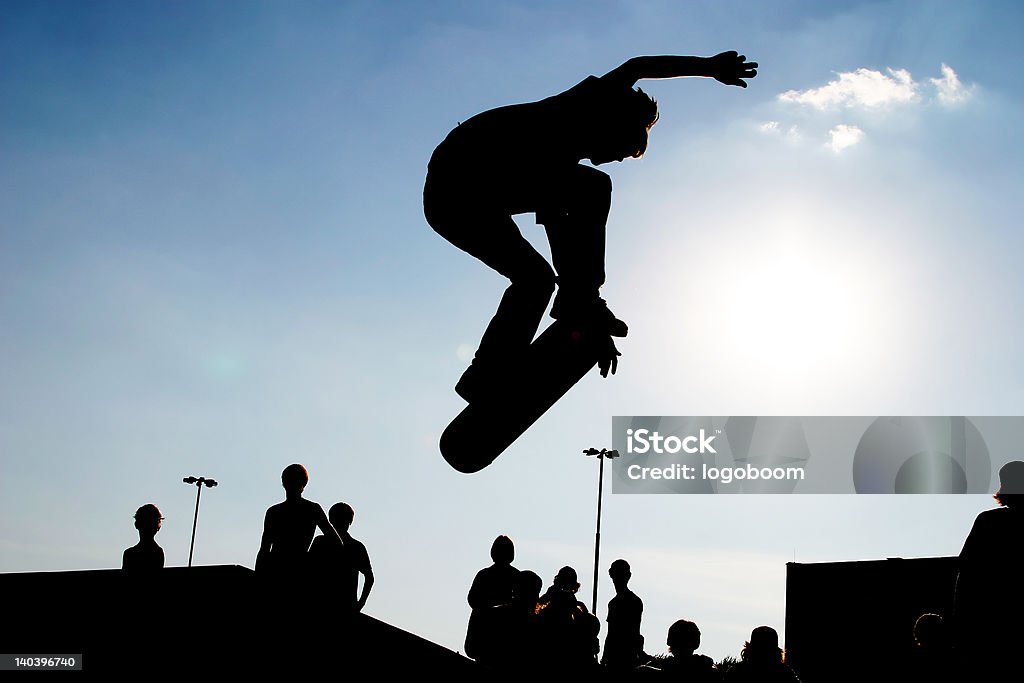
425, 52, 757, 402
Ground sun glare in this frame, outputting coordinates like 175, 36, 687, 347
630, 204, 909, 401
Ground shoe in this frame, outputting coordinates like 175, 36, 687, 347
551, 296, 628, 337
455, 362, 483, 403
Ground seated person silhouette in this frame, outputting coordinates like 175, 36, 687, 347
122, 503, 164, 571
256, 463, 341, 577
308, 502, 374, 612
424, 52, 757, 401
954, 460, 1024, 678
466, 535, 520, 659
602, 558, 645, 671
652, 619, 719, 681
724, 626, 800, 683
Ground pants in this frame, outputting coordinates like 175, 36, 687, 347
424, 162, 612, 366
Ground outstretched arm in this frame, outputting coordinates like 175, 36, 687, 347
603, 51, 757, 88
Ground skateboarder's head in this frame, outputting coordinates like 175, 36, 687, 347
667, 619, 700, 656
134, 503, 163, 540
281, 463, 309, 495
587, 87, 659, 165
329, 502, 355, 532
490, 535, 514, 565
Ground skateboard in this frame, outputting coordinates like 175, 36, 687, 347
440, 319, 613, 473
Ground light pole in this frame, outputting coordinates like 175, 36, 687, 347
584, 447, 619, 616
182, 475, 218, 567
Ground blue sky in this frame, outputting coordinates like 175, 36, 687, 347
2, 0, 1023, 661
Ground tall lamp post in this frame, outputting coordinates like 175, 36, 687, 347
584, 447, 619, 616
182, 475, 218, 567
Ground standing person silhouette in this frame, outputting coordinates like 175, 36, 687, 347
424, 52, 757, 401
602, 558, 644, 672
466, 535, 520, 660
309, 502, 374, 612
954, 460, 1024, 679
256, 464, 342, 577
122, 503, 165, 571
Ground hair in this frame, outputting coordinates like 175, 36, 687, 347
613, 87, 659, 158
281, 463, 309, 492
329, 502, 354, 528
554, 565, 579, 591
609, 558, 631, 581
515, 570, 543, 608
667, 619, 701, 655
913, 613, 946, 648
741, 625, 785, 664
994, 460, 1024, 508
490, 535, 514, 564
134, 503, 163, 533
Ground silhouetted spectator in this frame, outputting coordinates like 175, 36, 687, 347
902, 613, 955, 680
483, 569, 544, 669
954, 460, 1024, 678
122, 503, 164, 571
309, 502, 374, 612
642, 619, 720, 681
538, 566, 600, 672
725, 626, 800, 683
256, 464, 341, 577
602, 558, 644, 672
466, 535, 520, 660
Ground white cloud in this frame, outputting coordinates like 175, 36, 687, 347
760, 121, 780, 133
826, 124, 865, 153
930, 63, 971, 106
780, 68, 919, 109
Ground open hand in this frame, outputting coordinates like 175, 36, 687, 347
708, 51, 758, 87
595, 334, 621, 378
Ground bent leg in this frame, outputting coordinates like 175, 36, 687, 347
536, 165, 621, 330
427, 207, 555, 366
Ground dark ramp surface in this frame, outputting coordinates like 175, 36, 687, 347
786, 556, 959, 682
3, 565, 477, 675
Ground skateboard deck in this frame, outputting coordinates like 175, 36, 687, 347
440, 320, 608, 473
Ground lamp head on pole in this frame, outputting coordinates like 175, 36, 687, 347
183, 476, 218, 487
583, 448, 620, 459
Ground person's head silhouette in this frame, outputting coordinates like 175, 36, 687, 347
490, 535, 514, 565
587, 87, 660, 165
281, 463, 309, 497
995, 460, 1024, 508
515, 570, 543, 606
742, 625, 783, 664
328, 502, 355, 533
134, 503, 163, 541
667, 619, 701, 656
553, 566, 580, 593
609, 558, 631, 590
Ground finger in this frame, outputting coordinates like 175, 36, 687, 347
737, 54, 746, 62
611, 354, 618, 376
745, 62, 759, 69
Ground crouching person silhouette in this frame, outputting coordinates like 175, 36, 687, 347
425, 52, 756, 401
